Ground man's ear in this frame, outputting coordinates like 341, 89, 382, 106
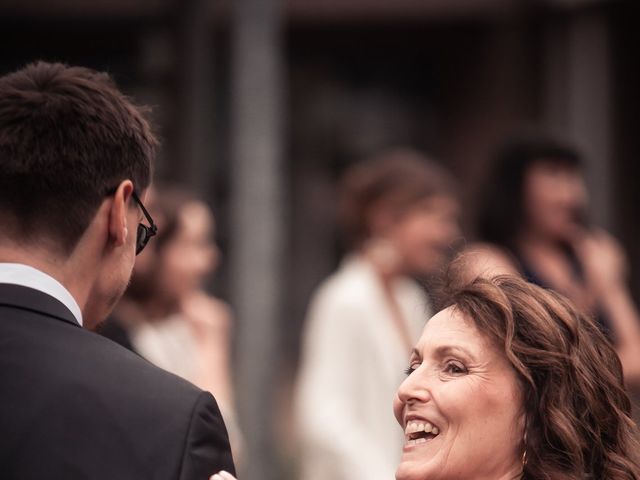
108, 180, 135, 248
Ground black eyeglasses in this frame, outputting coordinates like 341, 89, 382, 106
130, 191, 157, 255
105, 188, 157, 255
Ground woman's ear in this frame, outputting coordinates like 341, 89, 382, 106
108, 180, 135, 248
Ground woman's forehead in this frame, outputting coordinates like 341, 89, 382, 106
416, 306, 496, 358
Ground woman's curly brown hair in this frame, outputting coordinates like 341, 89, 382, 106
441, 273, 640, 479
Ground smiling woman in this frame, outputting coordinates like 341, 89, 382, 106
394, 273, 640, 480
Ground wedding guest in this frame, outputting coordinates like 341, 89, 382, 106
0, 61, 234, 478
394, 271, 640, 479
216, 267, 640, 480
463, 132, 640, 384
296, 149, 460, 480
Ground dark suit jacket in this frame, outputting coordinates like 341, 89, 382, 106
0, 284, 236, 479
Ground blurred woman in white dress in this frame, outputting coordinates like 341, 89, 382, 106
295, 149, 461, 480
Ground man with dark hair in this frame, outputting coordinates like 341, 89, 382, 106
0, 62, 235, 479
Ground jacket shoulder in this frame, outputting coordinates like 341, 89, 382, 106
0, 307, 214, 478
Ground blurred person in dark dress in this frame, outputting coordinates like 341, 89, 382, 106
462, 132, 640, 390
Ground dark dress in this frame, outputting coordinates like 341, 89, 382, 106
514, 248, 612, 339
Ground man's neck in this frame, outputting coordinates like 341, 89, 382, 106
0, 243, 93, 320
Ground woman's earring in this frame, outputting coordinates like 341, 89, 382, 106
521, 429, 528, 468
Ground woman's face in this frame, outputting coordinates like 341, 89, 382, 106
388, 195, 461, 277
393, 307, 524, 480
522, 160, 587, 242
157, 201, 218, 300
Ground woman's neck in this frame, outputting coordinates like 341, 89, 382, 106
481, 462, 524, 480
360, 243, 404, 285
359, 247, 415, 352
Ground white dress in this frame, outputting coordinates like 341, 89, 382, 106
130, 314, 196, 381
128, 314, 244, 463
296, 256, 430, 480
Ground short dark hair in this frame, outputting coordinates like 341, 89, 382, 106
476, 131, 582, 250
0, 61, 157, 254
339, 148, 457, 248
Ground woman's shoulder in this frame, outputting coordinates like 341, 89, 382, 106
308, 258, 384, 318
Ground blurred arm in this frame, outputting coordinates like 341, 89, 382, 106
182, 293, 244, 464
575, 230, 640, 385
182, 293, 234, 408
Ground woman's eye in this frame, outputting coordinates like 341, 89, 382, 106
444, 361, 467, 375
404, 364, 419, 376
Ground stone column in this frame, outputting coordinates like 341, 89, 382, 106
229, 0, 284, 478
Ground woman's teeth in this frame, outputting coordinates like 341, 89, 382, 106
404, 421, 440, 445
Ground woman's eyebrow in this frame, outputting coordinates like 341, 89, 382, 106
432, 345, 477, 361
411, 345, 477, 360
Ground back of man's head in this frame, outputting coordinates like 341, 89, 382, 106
0, 61, 157, 255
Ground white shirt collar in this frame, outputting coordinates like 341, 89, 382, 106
0, 263, 83, 326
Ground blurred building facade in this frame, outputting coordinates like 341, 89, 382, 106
2, 0, 639, 478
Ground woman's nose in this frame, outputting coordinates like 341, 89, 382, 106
397, 367, 433, 404
394, 369, 432, 424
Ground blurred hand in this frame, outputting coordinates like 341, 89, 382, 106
181, 291, 232, 339
573, 229, 628, 298
210, 471, 237, 480
619, 344, 640, 385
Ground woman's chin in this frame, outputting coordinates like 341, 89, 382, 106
395, 457, 438, 480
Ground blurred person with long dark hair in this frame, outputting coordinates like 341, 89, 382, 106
463, 132, 640, 385
100, 186, 243, 461
295, 149, 461, 480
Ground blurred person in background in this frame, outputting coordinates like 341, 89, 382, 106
99, 185, 243, 462
295, 149, 461, 480
462, 132, 640, 387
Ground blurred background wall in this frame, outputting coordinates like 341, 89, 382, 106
2, 0, 639, 478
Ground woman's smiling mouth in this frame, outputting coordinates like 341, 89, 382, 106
404, 420, 441, 447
